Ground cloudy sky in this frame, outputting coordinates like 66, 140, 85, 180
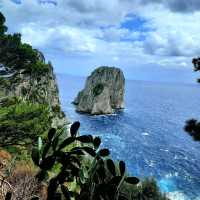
0, 0, 200, 83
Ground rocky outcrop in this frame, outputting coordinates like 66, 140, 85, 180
0, 50, 69, 128
73, 66, 125, 115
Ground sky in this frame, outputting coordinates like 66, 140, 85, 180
0, 0, 200, 83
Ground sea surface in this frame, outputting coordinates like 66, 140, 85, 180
57, 74, 200, 200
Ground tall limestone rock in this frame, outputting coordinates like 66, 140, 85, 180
73, 66, 125, 115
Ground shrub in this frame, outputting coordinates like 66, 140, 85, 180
0, 100, 51, 147
0, 149, 12, 173
139, 179, 169, 200
0, 12, 50, 75
7, 162, 46, 200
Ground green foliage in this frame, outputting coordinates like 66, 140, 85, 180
0, 12, 7, 35
138, 179, 168, 200
185, 119, 200, 141
0, 98, 51, 147
31, 122, 140, 200
93, 83, 104, 96
0, 77, 10, 88
185, 58, 200, 141
0, 12, 49, 75
120, 178, 169, 200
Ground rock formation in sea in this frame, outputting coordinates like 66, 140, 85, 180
73, 66, 125, 115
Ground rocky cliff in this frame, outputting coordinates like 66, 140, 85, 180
0, 50, 68, 128
73, 66, 125, 115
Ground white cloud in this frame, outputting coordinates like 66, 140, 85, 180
0, 0, 200, 76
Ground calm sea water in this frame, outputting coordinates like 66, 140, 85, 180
57, 74, 200, 200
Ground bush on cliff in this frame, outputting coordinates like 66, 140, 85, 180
0, 12, 49, 75
0, 97, 51, 147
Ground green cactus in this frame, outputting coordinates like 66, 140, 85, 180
31, 121, 140, 200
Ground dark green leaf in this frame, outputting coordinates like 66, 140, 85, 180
93, 137, 101, 150
69, 156, 81, 167
93, 172, 100, 184
57, 171, 69, 184
99, 149, 110, 157
70, 121, 80, 137
48, 178, 59, 198
52, 136, 59, 151
31, 147, 40, 166
76, 135, 93, 143
109, 176, 122, 185
82, 147, 96, 157
61, 185, 71, 200
48, 128, 56, 141
119, 161, 126, 176
118, 195, 128, 200
97, 166, 106, 181
106, 159, 116, 176
40, 156, 56, 170
36, 170, 49, 182
69, 149, 85, 156
70, 163, 80, 176
125, 177, 140, 185
58, 137, 75, 151
42, 143, 51, 159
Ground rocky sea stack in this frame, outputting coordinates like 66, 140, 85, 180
73, 66, 125, 115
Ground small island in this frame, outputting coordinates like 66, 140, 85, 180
73, 66, 125, 115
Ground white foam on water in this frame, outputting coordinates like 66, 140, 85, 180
165, 172, 179, 178
159, 175, 193, 200
141, 132, 149, 136
158, 178, 176, 193
160, 148, 169, 152
167, 191, 188, 200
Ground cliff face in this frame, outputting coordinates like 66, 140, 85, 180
0, 51, 68, 128
74, 66, 125, 115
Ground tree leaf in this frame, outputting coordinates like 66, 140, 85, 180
31, 147, 40, 166
76, 135, 93, 143
70, 121, 80, 137
125, 177, 140, 185
82, 147, 96, 157
108, 176, 122, 186
93, 137, 101, 150
119, 161, 126, 176
58, 137, 75, 151
52, 136, 59, 151
48, 128, 56, 141
42, 142, 51, 159
61, 185, 71, 200
106, 159, 116, 176
40, 155, 56, 170
99, 149, 110, 157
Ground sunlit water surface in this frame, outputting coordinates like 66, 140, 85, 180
57, 74, 200, 200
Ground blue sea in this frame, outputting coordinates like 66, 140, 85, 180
57, 74, 200, 200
